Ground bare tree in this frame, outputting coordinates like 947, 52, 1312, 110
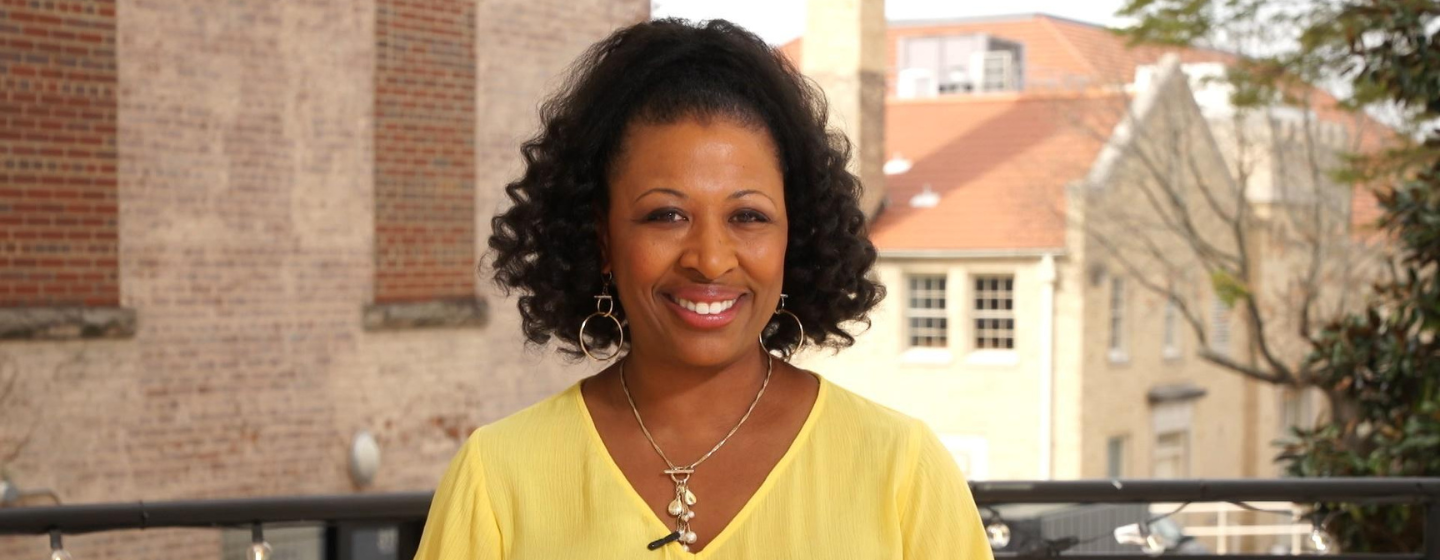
1065, 55, 1388, 398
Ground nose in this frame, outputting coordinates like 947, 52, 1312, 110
679, 215, 738, 281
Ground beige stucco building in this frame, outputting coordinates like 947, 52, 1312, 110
786, 14, 1378, 486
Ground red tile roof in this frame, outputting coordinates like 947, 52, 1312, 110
778, 14, 1215, 90
780, 15, 1171, 251
872, 92, 1122, 251
776, 13, 1389, 251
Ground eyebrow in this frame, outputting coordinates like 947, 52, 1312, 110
634, 188, 686, 203
634, 188, 776, 204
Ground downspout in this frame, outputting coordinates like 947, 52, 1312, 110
1039, 253, 1057, 480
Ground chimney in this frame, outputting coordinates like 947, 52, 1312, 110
802, 0, 887, 219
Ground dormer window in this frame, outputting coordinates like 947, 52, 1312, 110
897, 34, 1024, 98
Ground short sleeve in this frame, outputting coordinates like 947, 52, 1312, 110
897, 419, 995, 560
414, 430, 504, 560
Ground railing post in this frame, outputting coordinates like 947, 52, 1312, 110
1426, 499, 1439, 560
324, 525, 340, 560
1217, 507, 1227, 554
397, 519, 425, 560
1290, 503, 1303, 554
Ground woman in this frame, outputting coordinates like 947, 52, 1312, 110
414, 18, 993, 559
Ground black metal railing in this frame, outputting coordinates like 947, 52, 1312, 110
970, 478, 1440, 559
0, 478, 1435, 559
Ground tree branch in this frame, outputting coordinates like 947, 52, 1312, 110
1100, 102, 1247, 269
1198, 348, 1291, 385
1085, 222, 1211, 343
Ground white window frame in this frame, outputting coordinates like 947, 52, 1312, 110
1151, 401, 1194, 479
1106, 434, 1129, 479
1210, 292, 1232, 357
1162, 297, 1182, 360
905, 274, 949, 350
1275, 388, 1317, 474
971, 274, 1016, 353
1108, 277, 1129, 363
1280, 388, 1317, 435
1152, 430, 1192, 479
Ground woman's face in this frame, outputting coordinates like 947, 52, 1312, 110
602, 116, 788, 367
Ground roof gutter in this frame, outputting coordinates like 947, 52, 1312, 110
877, 248, 1067, 259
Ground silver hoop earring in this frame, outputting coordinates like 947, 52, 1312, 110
579, 275, 624, 361
760, 294, 806, 357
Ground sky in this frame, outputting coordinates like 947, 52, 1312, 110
651, 0, 1133, 46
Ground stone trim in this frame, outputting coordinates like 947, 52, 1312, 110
1147, 382, 1208, 404
0, 307, 138, 341
362, 297, 488, 331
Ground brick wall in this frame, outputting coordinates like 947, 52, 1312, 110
373, 0, 476, 304
0, 0, 647, 558
1075, 65, 1259, 481
0, 0, 119, 307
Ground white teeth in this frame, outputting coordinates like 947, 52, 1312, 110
675, 297, 737, 315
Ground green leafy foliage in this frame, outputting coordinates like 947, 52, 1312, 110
1121, 0, 1439, 552
1210, 269, 1251, 306
1280, 179, 1440, 552
1284, 0, 1439, 551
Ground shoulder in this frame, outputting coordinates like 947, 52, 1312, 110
811, 376, 933, 464
815, 376, 928, 439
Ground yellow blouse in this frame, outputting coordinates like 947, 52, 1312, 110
414, 374, 995, 560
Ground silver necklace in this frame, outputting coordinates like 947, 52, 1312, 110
622, 351, 774, 552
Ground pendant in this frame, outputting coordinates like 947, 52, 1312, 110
668, 487, 697, 513
666, 482, 697, 519
664, 467, 699, 549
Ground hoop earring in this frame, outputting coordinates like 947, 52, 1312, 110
579, 274, 624, 361
759, 294, 806, 357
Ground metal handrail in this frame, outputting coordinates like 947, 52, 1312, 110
0, 492, 433, 535
969, 478, 1440, 505
0, 478, 1435, 559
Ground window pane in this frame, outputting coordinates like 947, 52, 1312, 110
1107, 436, 1126, 478
1109, 278, 1125, 352
907, 274, 948, 348
972, 274, 1016, 351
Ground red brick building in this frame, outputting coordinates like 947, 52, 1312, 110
0, 0, 647, 557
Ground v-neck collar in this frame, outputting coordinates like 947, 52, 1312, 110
572, 372, 829, 558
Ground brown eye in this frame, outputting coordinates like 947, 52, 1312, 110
732, 209, 770, 223
645, 208, 686, 222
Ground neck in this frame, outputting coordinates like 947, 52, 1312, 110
618, 342, 773, 438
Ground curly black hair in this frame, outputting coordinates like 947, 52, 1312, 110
487, 18, 885, 359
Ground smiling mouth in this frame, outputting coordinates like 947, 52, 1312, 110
672, 296, 739, 315
662, 293, 746, 329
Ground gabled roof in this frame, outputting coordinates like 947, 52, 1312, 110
777, 13, 1387, 252
781, 14, 1192, 252
781, 14, 1230, 95
872, 92, 1122, 251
